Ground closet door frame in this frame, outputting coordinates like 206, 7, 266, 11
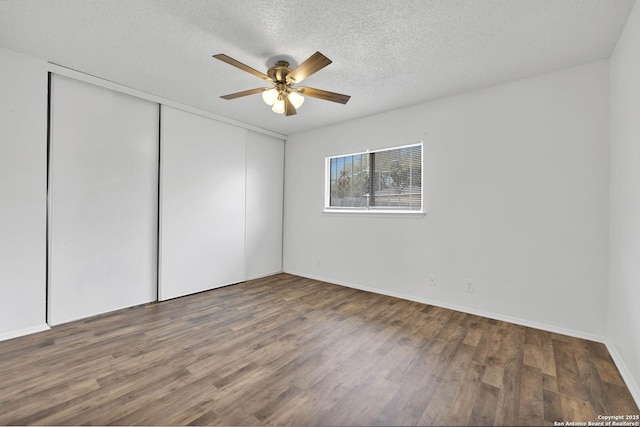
44, 65, 286, 325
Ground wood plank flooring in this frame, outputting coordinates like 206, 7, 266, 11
0, 273, 637, 426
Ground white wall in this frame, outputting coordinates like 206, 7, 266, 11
284, 60, 610, 339
609, 0, 640, 404
0, 47, 48, 339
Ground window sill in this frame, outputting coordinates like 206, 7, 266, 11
323, 209, 427, 218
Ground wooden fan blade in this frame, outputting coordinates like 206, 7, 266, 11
284, 95, 297, 116
287, 52, 332, 84
220, 87, 270, 100
296, 86, 351, 104
213, 54, 273, 83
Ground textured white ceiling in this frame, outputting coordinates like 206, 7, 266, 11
0, 0, 635, 136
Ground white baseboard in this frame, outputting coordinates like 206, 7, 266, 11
604, 339, 640, 408
245, 269, 284, 282
0, 323, 50, 342
285, 270, 605, 343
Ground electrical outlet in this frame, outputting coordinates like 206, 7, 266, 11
428, 274, 436, 286
315, 257, 322, 268
464, 278, 475, 293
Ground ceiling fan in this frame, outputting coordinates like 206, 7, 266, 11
212, 52, 350, 116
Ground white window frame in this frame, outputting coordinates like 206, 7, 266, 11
324, 142, 425, 215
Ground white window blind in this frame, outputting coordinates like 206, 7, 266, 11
327, 143, 422, 212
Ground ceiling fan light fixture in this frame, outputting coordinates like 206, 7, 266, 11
272, 95, 285, 114
262, 88, 278, 106
288, 91, 304, 109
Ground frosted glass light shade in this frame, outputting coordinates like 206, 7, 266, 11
272, 98, 285, 114
288, 91, 304, 109
262, 88, 278, 105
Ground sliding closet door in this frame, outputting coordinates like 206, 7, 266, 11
48, 75, 158, 325
159, 106, 246, 301
245, 131, 284, 279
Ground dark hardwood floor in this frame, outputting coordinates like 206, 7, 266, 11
0, 273, 637, 426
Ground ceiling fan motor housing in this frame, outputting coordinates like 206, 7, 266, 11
268, 61, 292, 83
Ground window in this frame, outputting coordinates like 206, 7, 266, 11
326, 143, 422, 212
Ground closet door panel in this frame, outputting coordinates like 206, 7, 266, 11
49, 75, 158, 325
245, 131, 284, 279
159, 106, 246, 301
